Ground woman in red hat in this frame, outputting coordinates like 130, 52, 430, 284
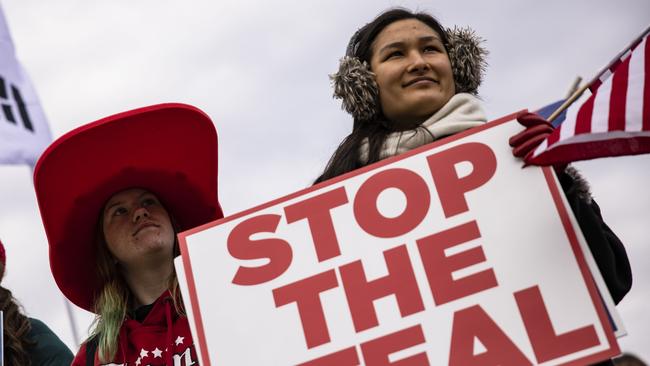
34, 104, 223, 366
317, 8, 631, 306
0, 238, 73, 365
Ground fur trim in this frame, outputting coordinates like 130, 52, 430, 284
565, 165, 593, 203
330, 56, 379, 122
446, 26, 488, 95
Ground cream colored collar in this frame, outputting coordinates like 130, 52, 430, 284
359, 93, 487, 164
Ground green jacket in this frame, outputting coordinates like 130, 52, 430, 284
26, 318, 74, 366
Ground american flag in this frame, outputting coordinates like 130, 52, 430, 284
527, 27, 650, 166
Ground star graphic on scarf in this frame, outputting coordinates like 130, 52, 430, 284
153, 347, 163, 358
140, 348, 149, 358
175, 336, 185, 346
135, 358, 141, 366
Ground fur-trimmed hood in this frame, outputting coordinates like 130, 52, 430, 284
564, 166, 593, 203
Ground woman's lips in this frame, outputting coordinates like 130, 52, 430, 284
133, 222, 159, 236
404, 77, 437, 87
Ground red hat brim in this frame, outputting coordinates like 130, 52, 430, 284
34, 103, 223, 312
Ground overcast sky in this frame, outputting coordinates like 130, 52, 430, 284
1, 0, 649, 362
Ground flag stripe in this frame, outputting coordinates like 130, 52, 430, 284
608, 57, 630, 131
590, 62, 618, 92
575, 95, 595, 134
626, 36, 646, 132
592, 76, 613, 133
547, 123, 561, 146
558, 101, 580, 142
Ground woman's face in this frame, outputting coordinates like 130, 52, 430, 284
370, 18, 455, 128
102, 188, 175, 271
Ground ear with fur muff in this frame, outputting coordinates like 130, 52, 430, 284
330, 56, 380, 123
446, 26, 489, 95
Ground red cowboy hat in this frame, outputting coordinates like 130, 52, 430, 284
34, 103, 223, 312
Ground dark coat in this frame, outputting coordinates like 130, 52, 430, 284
27, 317, 74, 366
559, 168, 632, 366
559, 167, 632, 304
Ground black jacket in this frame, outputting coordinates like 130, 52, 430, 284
559, 168, 632, 304
559, 168, 632, 366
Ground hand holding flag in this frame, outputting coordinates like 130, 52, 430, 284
510, 112, 554, 159
510, 112, 569, 174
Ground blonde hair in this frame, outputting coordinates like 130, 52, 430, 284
89, 214, 185, 363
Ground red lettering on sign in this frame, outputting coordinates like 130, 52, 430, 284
298, 347, 360, 366
449, 305, 532, 366
426, 142, 496, 218
273, 270, 338, 348
417, 221, 497, 305
228, 214, 292, 285
354, 168, 430, 238
285, 187, 349, 262
515, 285, 600, 363
339, 245, 425, 333
361, 325, 429, 366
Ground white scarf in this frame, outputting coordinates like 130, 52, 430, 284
359, 93, 487, 164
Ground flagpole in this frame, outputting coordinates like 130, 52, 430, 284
547, 83, 591, 123
547, 25, 650, 123
63, 293, 81, 348
565, 77, 582, 99
28, 165, 81, 348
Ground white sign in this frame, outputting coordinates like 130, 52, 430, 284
0, 5, 52, 166
178, 115, 620, 365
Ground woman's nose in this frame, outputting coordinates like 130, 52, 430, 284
133, 207, 150, 222
407, 51, 430, 73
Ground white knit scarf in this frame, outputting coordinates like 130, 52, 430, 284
359, 93, 487, 164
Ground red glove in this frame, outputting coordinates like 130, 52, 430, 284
509, 112, 566, 173
509, 112, 554, 159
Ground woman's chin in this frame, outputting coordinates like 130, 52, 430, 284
391, 103, 445, 125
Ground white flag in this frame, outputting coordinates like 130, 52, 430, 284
0, 4, 51, 167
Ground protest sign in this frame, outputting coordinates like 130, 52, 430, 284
177, 114, 620, 365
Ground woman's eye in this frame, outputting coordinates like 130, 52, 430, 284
423, 45, 439, 53
385, 50, 403, 60
113, 207, 127, 216
142, 197, 157, 207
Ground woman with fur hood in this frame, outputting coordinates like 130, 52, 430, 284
316, 8, 631, 364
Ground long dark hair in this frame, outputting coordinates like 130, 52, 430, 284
315, 8, 449, 184
0, 262, 34, 366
